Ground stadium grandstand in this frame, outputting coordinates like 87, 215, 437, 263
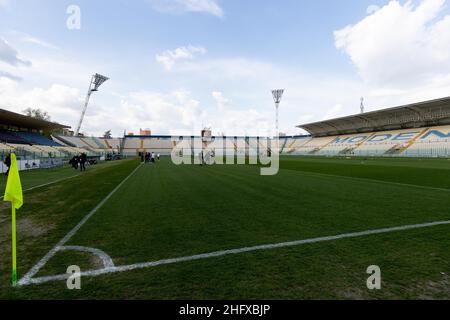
0, 108, 121, 173
20, 96, 449, 161
121, 135, 275, 157
281, 96, 450, 158
52, 135, 122, 155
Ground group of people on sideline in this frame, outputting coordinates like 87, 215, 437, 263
2, 152, 90, 179
69, 153, 88, 172
141, 151, 160, 164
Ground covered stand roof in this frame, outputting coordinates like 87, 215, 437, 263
0, 108, 69, 130
298, 96, 450, 137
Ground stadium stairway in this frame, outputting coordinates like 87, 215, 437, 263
396, 128, 431, 155
92, 137, 107, 149
280, 139, 289, 154
52, 135, 77, 147
309, 139, 334, 155
280, 139, 290, 153
80, 137, 97, 150
383, 128, 430, 155
339, 133, 377, 155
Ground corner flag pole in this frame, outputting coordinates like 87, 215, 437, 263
3, 153, 23, 287
12, 206, 17, 286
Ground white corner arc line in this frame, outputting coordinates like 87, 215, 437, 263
21, 219, 450, 286
17, 163, 143, 286
59, 246, 115, 269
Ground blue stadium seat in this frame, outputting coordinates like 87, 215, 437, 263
14, 131, 62, 146
0, 130, 29, 144
0, 130, 61, 146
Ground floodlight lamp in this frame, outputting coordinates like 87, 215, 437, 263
92, 73, 109, 92
272, 89, 284, 104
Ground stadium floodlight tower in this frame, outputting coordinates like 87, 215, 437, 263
272, 89, 284, 139
75, 73, 109, 136
360, 97, 365, 114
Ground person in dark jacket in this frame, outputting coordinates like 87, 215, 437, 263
4, 153, 11, 176
69, 156, 79, 170
79, 153, 87, 172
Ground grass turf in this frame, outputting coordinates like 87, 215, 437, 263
0, 156, 449, 299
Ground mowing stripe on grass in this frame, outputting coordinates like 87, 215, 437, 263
0, 173, 81, 200
286, 168, 450, 193
20, 219, 450, 286
0, 160, 132, 200
17, 163, 143, 287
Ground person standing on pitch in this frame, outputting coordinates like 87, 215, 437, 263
4, 153, 11, 176
157, 153, 160, 161
151, 152, 156, 164
80, 153, 87, 172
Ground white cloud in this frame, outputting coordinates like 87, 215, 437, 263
0, 0, 8, 8
0, 78, 82, 125
89, 89, 207, 136
211, 91, 272, 136
334, 0, 450, 88
156, 45, 207, 70
323, 104, 344, 120
20, 35, 60, 51
0, 70, 21, 81
366, 5, 380, 15
149, 0, 224, 17
0, 38, 31, 66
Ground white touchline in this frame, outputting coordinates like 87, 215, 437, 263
0, 173, 81, 200
0, 158, 130, 200
19, 219, 450, 286
17, 163, 143, 287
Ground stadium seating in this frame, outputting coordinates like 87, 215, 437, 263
282, 125, 450, 157
47, 125, 450, 159
0, 130, 29, 144
105, 138, 121, 150
0, 142, 13, 151
14, 131, 62, 147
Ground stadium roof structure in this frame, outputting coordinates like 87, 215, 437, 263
0, 108, 70, 131
298, 96, 450, 137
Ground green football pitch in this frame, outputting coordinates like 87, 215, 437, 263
0, 156, 449, 299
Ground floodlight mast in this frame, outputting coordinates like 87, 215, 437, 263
360, 97, 365, 114
75, 73, 109, 136
272, 89, 284, 139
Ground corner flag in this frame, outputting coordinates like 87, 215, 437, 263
4, 154, 23, 209
3, 153, 23, 286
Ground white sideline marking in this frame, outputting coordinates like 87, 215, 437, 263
0, 174, 81, 200
20, 219, 450, 286
17, 163, 143, 287
0, 159, 130, 200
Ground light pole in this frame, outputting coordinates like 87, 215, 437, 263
75, 73, 109, 136
272, 89, 284, 139
360, 97, 365, 114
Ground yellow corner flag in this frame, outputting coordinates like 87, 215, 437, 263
3, 153, 23, 287
4, 153, 23, 209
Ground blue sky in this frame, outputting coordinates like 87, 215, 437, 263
1, 0, 450, 136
